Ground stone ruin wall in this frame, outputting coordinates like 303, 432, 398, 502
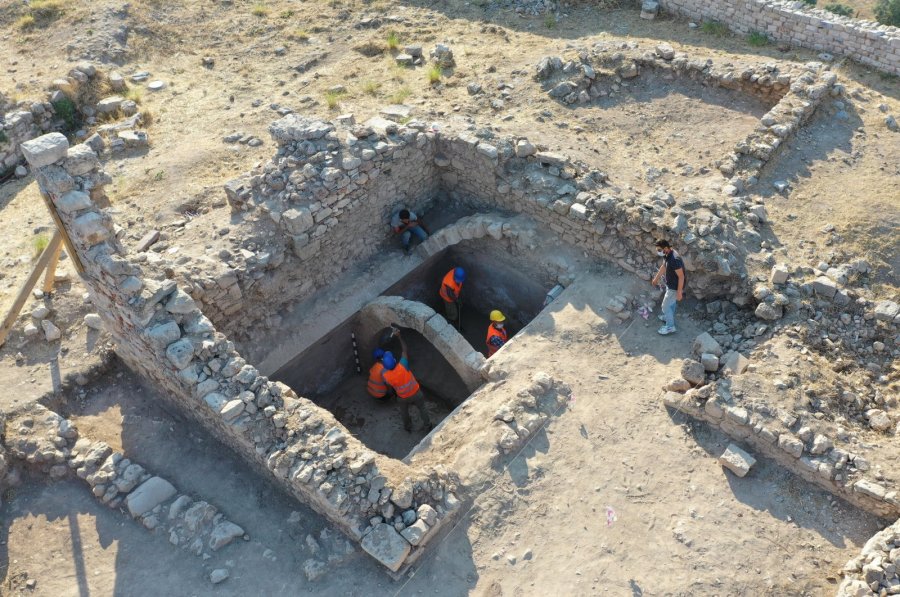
193, 116, 443, 343
21, 133, 462, 573
196, 112, 756, 353
0, 62, 140, 177
650, 0, 900, 75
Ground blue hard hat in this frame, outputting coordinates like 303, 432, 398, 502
454, 267, 466, 282
373, 348, 385, 360
382, 351, 397, 370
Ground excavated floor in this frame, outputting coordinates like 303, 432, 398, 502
269, 243, 553, 459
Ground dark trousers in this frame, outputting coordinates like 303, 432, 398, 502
400, 390, 432, 429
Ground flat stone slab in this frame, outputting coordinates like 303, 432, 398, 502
126, 476, 177, 517
380, 104, 413, 122
360, 523, 411, 572
21, 133, 69, 168
718, 443, 756, 477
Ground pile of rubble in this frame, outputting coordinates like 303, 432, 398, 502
2, 404, 247, 560
839, 518, 900, 596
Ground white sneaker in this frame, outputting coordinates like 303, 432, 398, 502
657, 325, 676, 335
657, 313, 666, 322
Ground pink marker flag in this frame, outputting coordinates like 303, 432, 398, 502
605, 506, 617, 527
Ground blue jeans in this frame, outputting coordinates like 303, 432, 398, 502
661, 287, 678, 328
401, 226, 428, 249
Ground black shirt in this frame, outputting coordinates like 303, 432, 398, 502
664, 252, 685, 291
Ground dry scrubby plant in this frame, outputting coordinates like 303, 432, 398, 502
362, 81, 381, 96
701, 20, 729, 36
32, 234, 50, 258
386, 31, 400, 50
875, 0, 900, 25
325, 89, 346, 109
426, 65, 442, 85
15, 0, 65, 30
747, 31, 769, 46
390, 86, 411, 104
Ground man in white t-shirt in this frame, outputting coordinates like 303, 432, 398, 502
390, 208, 429, 255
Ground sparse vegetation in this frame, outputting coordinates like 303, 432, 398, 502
362, 81, 381, 96
51, 97, 78, 132
426, 65, 442, 85
290, 29, 310, 41
800, 0, 816, 5
251, 3, 269, 17
32, 234, 50, 258
700, 20, 729, 36
824, 3, 855, 16
544, 14, 557, 29
874, 0, 900, 25
16, 0, 65, 31
747, 31, 769, 46
279, 10, 295, 19
141, 108, 155, 126
0, 130, 8, 145
390, 86, 411, 104
386, 31, 400, 50
324, 89, 346, 109
125, 87, 143, 104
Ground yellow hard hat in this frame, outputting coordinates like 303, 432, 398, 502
490, 310, 506, 322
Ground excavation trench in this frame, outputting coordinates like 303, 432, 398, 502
270, 243, 553, 460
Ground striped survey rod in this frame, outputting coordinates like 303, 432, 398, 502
351, 332, 361, 374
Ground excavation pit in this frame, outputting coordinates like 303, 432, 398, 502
270, 243, 555, 460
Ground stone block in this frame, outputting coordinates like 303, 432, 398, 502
700, 353, 720, 372
873, 300, 899, 322
71, 212, 110, 245
21, 133, 69, 168
718, 443, 756, 477
812, 276, 837, 299
360, 523, 411, 572
770, 264, 790, 284
692, 332, 723, 357
680, 360, 705, 385
147, 321, 181, 347
400, 519, 429, 546
56, 190, 92, 215
721, 351, 749, 375
126, 477, 177, 517
96, 96, 124, 114
777, 433, 804, 458
62, 144, 100, 176
209, 521, 244, 551
165, 338, 195, 370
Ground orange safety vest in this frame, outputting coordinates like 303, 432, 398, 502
381, 362, 421, 399
486, 324, 508, 356
439, 270, 463, 303
367, 362, 389, 397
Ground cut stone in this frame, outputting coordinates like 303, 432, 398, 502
718, 443, 756, 477
21, 133, 69, 168
209, 521, 245, 551
360, 523, 411, 572
126, 477, 177, 517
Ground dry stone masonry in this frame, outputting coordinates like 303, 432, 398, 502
21, 134, 462, 573
535, 43, 838, 190
650, 0, 900, 75
3, 404, 247, 559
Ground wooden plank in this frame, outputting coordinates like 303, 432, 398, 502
41, 241, 63, 294
38, 191, 84, 274
0, 232, 63, 347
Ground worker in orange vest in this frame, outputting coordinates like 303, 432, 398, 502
486, 310, 509, 357
439, 267, 466, 328
380, 332, 433, 432
366, 348, 392, 401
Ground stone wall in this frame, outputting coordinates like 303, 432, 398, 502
198, 115, 442, 341
535, 45, 838, 190
0, 61, 138, 176
663, 378, 900, 519
21, 133, 461, 573
651, 0, 900, 75
200, 111, 757, 351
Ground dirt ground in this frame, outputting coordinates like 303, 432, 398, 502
1, 0, 898, 594
1, 273, 886, 596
